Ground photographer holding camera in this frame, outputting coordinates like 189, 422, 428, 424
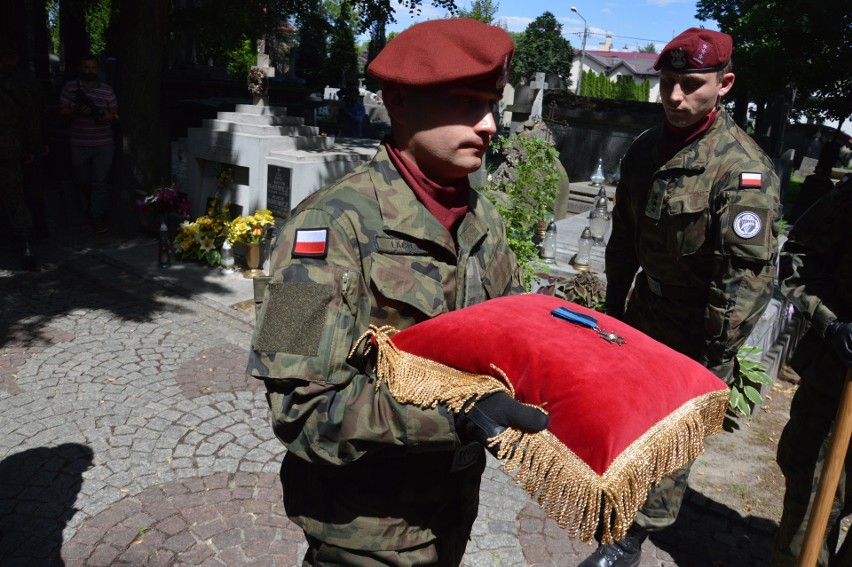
59, 53, 118, 234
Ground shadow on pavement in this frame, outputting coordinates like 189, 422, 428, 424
0, 443, 94, 566
650, 487, 777, 567
0, 223, 249, 348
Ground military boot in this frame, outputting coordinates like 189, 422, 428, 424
578, 526, 648, 567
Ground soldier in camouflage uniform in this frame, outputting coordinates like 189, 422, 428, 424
247, 19, 548, 566
582, 29, 781, 567
0, 38, 40, 270
773, 174, 852, 567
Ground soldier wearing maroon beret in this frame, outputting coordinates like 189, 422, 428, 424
249, 18, 548, 566
584, 27, 781, 567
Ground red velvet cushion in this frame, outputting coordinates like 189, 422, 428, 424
363, 293, 728, 542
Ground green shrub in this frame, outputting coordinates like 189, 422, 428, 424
482, 132, 561, 290
729, 345, 773, 416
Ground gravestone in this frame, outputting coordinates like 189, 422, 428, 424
529, 73, 548, 120
796, 156, 818, 179
182, 103, 378, 221
507, 71, 549, 133
250, 39, 275, 107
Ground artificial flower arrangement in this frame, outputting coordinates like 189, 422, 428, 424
247, 67, 268, 96
216, 164, 234, 189
228, 209, 274, 245
138, 180, 192, 220
172, 196, 233, 267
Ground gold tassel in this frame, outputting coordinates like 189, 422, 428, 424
356, 326, 730, 544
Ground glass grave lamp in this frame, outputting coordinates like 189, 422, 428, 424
588, 195, 611, 246
589, 157, 606, 187
611, 158, 622, 186
571, 226, 594, 272
540, 217, 557, 264
220, 240, 235, 274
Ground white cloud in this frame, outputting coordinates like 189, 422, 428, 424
501, 16, 534, 33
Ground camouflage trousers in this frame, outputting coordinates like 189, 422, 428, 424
773, 371, 852, 567
0, 161, 34, 234
633, 461, 693, 531
301, 532, 470, 567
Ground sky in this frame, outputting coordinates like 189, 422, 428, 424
375, 0, 720, 53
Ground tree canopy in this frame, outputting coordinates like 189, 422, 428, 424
696, 0, 851, 127
455, 0, 499, 24
509, 11, 574, 87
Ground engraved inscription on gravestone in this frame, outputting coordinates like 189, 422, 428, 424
267, 164, 292, 219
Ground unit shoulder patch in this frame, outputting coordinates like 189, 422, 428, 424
732, 210, 763, 239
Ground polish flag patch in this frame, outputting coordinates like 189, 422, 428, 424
292, 228, 328, 257
739, 172, 763, 188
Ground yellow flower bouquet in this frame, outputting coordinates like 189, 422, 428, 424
228, 209, 274, 245
173, 196, 232, 267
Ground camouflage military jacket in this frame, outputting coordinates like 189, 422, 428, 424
605, 108, 781, 383
247, 144, 522, 547
779, 184, 852, 389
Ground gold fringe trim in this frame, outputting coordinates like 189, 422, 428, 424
354, 326, 729, 544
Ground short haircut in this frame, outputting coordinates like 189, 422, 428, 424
716, 60, 733, 81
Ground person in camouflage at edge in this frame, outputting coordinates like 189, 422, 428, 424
246, 18, 549, 567
773, 174, 852, 567
581, 28, 781, 567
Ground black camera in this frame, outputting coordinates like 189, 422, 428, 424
74, 88, 106, 119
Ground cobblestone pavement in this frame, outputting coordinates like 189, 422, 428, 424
1, 230, 784, 566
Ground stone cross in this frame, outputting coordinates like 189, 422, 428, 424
251, 38, 275, 106
529, 72, 548, 120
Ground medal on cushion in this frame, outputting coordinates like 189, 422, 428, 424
550, 306, 626, 345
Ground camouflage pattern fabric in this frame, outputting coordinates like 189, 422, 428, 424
773, 185, 852, 566
247, 144, 523, 555
0, 66, 41, 234
633, 462, 692, 530
604, 107, 780, 530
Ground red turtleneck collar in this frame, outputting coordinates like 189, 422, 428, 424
659, 107, 719, 165
384, 140, 471, 233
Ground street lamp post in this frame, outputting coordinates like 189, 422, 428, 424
571, 6, 587, 96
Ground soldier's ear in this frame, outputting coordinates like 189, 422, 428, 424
382, 85, 407, 125
718, 72, 734, 98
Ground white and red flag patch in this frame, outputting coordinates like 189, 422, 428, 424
292, 228, 328, 257
739, 172, 763, 188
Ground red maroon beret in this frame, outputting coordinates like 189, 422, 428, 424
367, 18, 513, 92
654, 28, 733, 72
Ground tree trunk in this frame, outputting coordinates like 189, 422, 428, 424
114, 0, 170, 238
732, 90, 749, 128
59, 0, 88, 80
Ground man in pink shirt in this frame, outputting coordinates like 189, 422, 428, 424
59, 54, 119, 234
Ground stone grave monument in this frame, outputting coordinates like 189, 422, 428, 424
179, 41, 379, 222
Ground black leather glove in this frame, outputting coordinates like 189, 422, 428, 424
827, 319, 852, 368
454, 392, 549, 450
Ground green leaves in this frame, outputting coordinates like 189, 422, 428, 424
482, 129, 562, 290
729, 345, 774, 416
509, 12, 574, 87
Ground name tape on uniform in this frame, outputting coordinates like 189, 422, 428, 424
292, 228, 328, 257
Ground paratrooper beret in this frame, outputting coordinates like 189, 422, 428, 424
654, 28, 733, 72
367, 18, 513, 92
